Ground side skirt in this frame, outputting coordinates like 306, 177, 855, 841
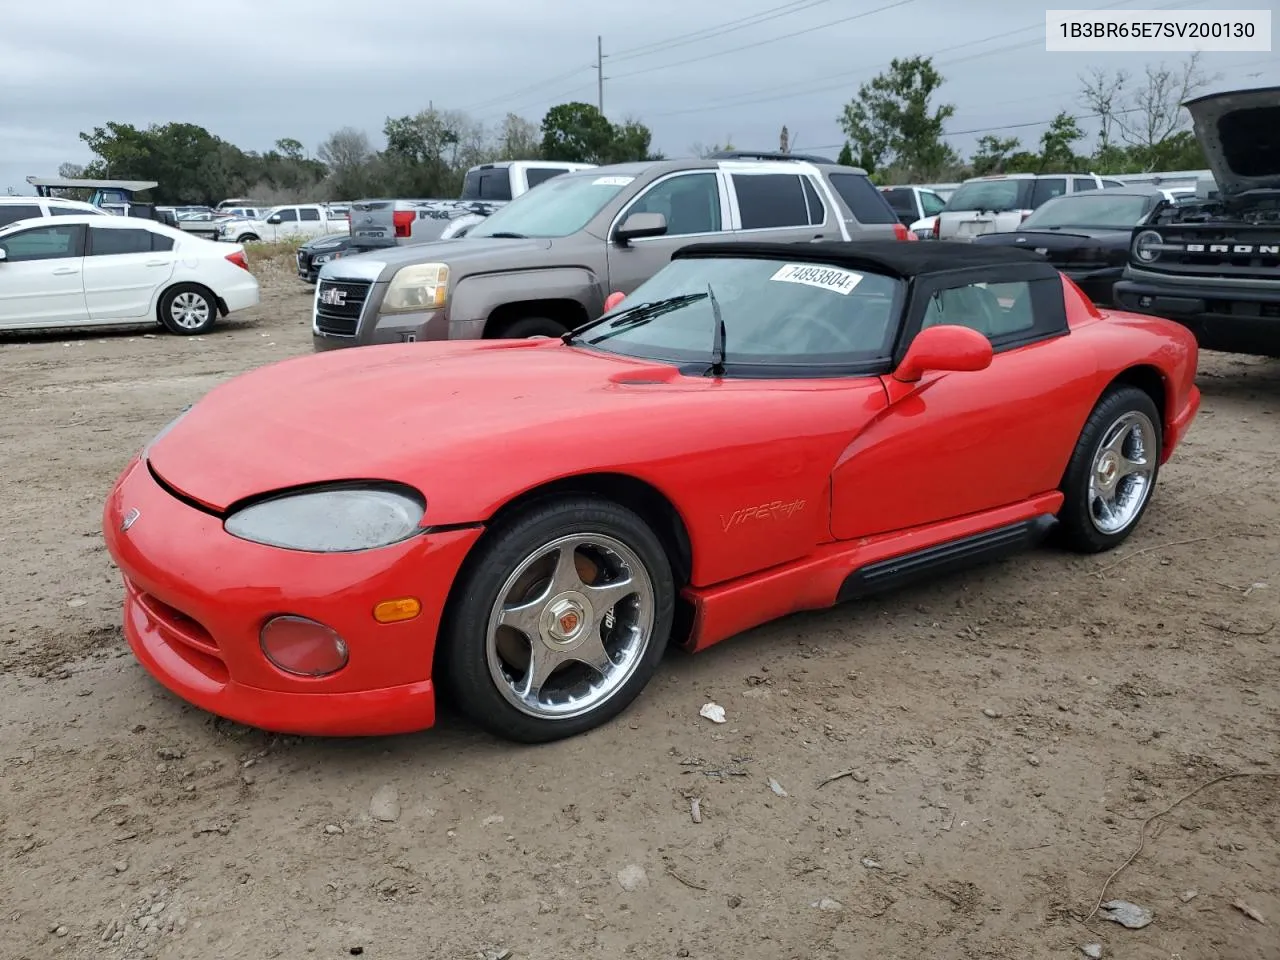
836, 514, 1057, 602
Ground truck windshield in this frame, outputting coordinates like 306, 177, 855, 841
468, 173, 634, 239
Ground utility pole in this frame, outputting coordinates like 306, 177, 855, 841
596, 36, 605, 114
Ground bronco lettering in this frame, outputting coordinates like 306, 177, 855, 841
720, 498, 806, 533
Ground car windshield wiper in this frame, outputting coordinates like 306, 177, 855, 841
706, 282, 726, 376
566, 293, 708, 344
482, 231, 528, 239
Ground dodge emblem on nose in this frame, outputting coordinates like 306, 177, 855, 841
121, 507, 140, 532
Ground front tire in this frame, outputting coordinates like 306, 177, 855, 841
158, 284, 219, 335
1056, 385, 1162, 553
439, 497, 675, 743
238, 234, 260, 244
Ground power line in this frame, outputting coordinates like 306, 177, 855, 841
640, 0, 1181, 118
607, 0, 835, 63
610, 0, 920, 82
457, 65, 596, 114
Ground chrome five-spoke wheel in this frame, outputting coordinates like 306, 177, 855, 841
486, 533, 654, 720
1088, 410, 1157, 535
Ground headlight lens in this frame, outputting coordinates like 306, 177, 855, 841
384, 262, 449, 313
1133, 230, 1163, 263
224, 484, 426, 552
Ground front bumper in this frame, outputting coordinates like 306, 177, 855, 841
1113, 273, 1280, 357
102, 457, 483, 736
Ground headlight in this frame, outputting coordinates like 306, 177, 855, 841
312, 252, 334, 265
1133, 230, 1163, 263
383, 262, 449, 313
223, 483, 426, 552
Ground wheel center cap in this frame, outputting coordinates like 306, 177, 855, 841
542, 592, 593, 647
1097, 452, 1119, 487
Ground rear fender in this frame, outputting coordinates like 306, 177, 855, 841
450, 268, 605, 335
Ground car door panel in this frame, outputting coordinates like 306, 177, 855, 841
0, 223, 88, 328
829, 273, 1094, 541
605, 170, 731, 295
83, 227, 176, 320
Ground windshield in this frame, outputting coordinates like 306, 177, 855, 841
944, 179, 1031, 214
1021, 193, 1153, 230
468, 173, 633, 239
570, 256, 903, 371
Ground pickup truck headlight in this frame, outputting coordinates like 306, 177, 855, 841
383, 263, 449, 313
224, 484, 426, 553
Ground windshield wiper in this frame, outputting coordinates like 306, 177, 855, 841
566, 293, 708, 343
483, 231, 528, 239
707, 282, 726, 376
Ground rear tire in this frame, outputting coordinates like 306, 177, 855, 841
493, 315, 569, 339
439, 497, 674, 743
158, 284, 219, 336
239, 234, 260, 244
1056, 385, 1162, 553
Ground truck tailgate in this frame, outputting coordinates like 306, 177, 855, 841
349, 201, 395, 244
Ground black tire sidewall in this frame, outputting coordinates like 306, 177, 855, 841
440, 497, 675, 743
158, 285, 218, 335
496, 316, 568, 339
1057, 385, 1162, 553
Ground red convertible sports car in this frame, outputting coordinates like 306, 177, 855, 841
103, 241, 1201, 743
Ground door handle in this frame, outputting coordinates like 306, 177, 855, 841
145, 260, 169, 267
52, 267, 79, 275
810, 234, 826, 241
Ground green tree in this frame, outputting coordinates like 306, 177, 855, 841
838, 55, 957, 179
969, 134, 1021, 176
605, 118, 656, 163
836, 142, 854, 166
274, 138, 305, 162
540, 102, 617, 163
1037, 111, 1084, 171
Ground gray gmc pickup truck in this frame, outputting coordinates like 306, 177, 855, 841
313, 152, 909, 349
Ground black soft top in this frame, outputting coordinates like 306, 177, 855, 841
674, 240, 1061, 280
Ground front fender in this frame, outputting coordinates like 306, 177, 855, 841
449, 267, 605, 335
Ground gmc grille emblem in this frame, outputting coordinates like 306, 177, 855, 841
1184, 243, 1280, 255
319, 287, 347, 306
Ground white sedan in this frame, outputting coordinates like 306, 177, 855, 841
0, 214, 260, 335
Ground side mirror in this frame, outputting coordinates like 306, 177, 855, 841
893, 324, 992, 383
614, 211, 667, 245
267, 215, 282, 224
604, 291, 625, 312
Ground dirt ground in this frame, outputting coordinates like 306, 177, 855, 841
1, 253, 1277, 960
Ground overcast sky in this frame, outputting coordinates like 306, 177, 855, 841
1, 0, 1275, 195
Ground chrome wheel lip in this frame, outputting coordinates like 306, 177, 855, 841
484, 531, 655, 721
170, 291, 212, 329
1088, 409, 1158, 535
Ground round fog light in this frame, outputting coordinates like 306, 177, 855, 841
260, 616, 349, 677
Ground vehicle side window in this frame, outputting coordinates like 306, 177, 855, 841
880, 188, 917, 216
920, 280, 1038, 340
0, 204, 42, 227
801, 177, 827, 225
920, 191, 947, 216
49, 204, 102, 217
276, 208, 298, 222
1102, 179, 1125, 188
827, 173, 900, 224
89, 227, 155, 256
1072, 177, 1098, 192
300, 208, 320, 221
151, 233, 175, 252
0, 223, 85, 262
1030, 178, 1067, 207
477, 172, 514, 201
732, 173, 809, 229
525, 167, 568, 189
630, 172, 723, 236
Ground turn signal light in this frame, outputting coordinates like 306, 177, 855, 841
372, 597, 422, 624
260, 616, 349, 677
393, 210, 416, 237
225, 250, 250, 271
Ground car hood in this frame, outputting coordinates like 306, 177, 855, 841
976, 228, 1132, 245
318, 236, 556, 282
146, 339, 879, 521
1183, 85, 1280, 194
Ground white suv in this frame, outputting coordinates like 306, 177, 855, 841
0, 196, 107, 228
932, 173, 1125, 240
